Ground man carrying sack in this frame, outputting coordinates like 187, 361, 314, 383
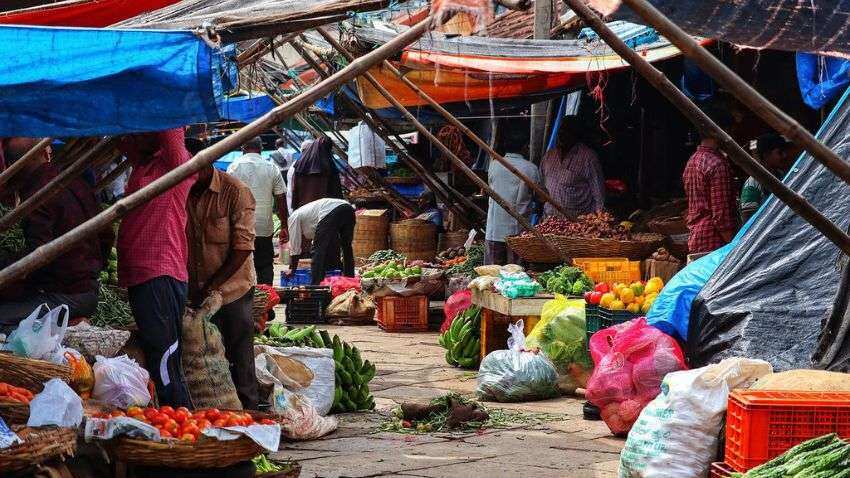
186, 163, 259, 409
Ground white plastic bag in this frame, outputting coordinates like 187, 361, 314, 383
254, 345, 335, 416
92, 355, 151, 408
276, 394, 338, 440
3, 304, 69, 363
27, 378, 83, 428
619, 358, 773, 478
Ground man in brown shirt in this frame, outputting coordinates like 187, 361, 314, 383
187, 164, 258, 409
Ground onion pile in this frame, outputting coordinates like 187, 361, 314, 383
523, 211, 630, 240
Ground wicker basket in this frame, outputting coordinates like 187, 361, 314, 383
647, 216, 689, 236
438, 230, 469, 252
0, 426, 77, 472
0, 400, 29, 425
506, 233, 664, 263
390, 219, 437, 262
0, 352, 72, 393
109, 434, 264, 469
353, 210, 390, 261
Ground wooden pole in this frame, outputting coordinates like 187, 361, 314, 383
0, 137, 51, 188
289, 39, 485, 230
327, 26, 573, 219
0, 137, 116, 234
317, 30, 570, 262
0, 16, 435, 289
530, 0, 553, 163
563, 0, 850, 256
95, 157, 133, 192
618, 0, 850, 188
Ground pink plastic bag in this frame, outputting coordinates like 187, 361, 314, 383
586, 318, 686, 435
319, 276, 361, 298
441, 290, 472, 333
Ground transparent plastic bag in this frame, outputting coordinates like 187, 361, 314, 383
3, 304, 69, 363
525, 296, 593, 393
476, 321, 559, 402
276, 394, 339, 440
92, 355, 151, 408
27, 378, 83, 428
586, 318, 686, 435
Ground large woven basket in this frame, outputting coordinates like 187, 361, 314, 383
109, 434, 264, 468
438, 230, 469, 252
390, 219, 437, 262
353, 210, 390, 260
0, 400, 29, 425
506, 233, 664, 263
0, 352, 72, 393
647, 216, 689, 236
0, 426, 77, 472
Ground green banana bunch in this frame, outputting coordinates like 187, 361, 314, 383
255, 325, 377, 413
439, 305, 482, 369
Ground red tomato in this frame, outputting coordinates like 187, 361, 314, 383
195, 419, 211, 430
212, 418, 227, 427
182, 424, 200, 436
259, 419, 276, 425
160, 429, 173, 439
594, 283, 610, 294
225, 416, 242, 427
173, 410, 189, 424
165, 419, 179, 435
180, 433, 196, 442
589, 291, 603, 305
205, 408, 221, 421
151, 413, 169, 426
110, 410, 126, 418
127, 406, 143, 416
159, 406, 175, 416
191, 410, 206, 420
143, 408, 158, 420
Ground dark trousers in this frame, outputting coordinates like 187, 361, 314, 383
254, 236, 275, 285
311, 205, 355, 285
210, 289, 258, 410
485, 240, 517, 266
127, 276, 191, 408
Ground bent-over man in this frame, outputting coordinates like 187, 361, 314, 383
285, 198, 355, 285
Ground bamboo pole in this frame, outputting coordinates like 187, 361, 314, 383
289, 39, 484, 231
326, 26, 573, 219
617, 0, 850, 188
0, 137, 116, 234
0, 16, 435, 289
563, 0, 850, 256
318, 31, 571, 262
0, 137, 51, 188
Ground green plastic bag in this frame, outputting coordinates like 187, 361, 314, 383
525, 296, 593, 393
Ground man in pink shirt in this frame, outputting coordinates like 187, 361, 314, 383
118, 128, 194, 407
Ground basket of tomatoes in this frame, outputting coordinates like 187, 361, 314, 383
0, 425, 77, 472
96, 406, 278, 468
0, 382, 34, 425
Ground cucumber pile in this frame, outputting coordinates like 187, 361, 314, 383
439, 305, 482, 369
732, 433, 850, 477
255, 324, 376, 413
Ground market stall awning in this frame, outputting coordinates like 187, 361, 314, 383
0, 0, 179, 27
587, 0, 850, 58
0, 25, 231, 137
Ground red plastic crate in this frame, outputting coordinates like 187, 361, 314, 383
725, 390, 850, 472
709, 462, 735, 478
376, 295, 428, 332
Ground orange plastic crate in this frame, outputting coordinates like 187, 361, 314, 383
376, 295, 428, 332
572, 257, 641, 284
725, 390, 850, 472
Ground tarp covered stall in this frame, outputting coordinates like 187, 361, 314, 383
0, 0, 178, 27
0, 25, 231, 137
587, 0, 850, 58
687, 90, 850, 371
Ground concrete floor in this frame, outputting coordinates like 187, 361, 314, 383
269, 324, 623, 478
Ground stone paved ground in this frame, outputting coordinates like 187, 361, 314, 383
269, 324, 623, 478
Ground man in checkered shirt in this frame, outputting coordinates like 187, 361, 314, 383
683, 107, 738, 254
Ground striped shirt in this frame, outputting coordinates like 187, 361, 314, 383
540, 142, 605, 218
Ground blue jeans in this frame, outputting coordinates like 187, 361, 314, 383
128, 275, 191, 408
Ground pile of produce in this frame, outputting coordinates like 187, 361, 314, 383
361, 260, 422, 279
0, 204, 25, 260
0, 382, 33, 404
523, 211, 630, 240
593, 277, 664, 314
91, 406, 274, 441
256, 324, 376, 413
91, 282, 134, 328
383, 393, 489, 433
650, 247, 680, 263
367, 249, 406, 264
446, 244, 484, 275
537, 265, 594, 296
731, 434, 850, 477
98, 247, 118, 285
253, 456, 299, 475
439, 305, 482, 369
436, 246, 467, 266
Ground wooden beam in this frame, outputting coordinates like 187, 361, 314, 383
0, 16, 435, 290
0, 137, 51, 188
495, 0, 532, 10
563, 0, 850, 256
318, 30, 571, 262
530, 0, 553, 163
618, 0, 850, 188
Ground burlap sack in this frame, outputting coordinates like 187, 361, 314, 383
326, 290, 376, 325
181, 293, 241, 409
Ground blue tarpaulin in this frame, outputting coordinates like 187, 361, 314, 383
220, 94, 277, 123
796, 53, 850, 110
0, 25, 231, 136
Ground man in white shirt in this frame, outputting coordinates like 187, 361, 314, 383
285, 198, 355, 284
485, 142, 541, 265
227, 136, 288, 285
347, 121, 386, 171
